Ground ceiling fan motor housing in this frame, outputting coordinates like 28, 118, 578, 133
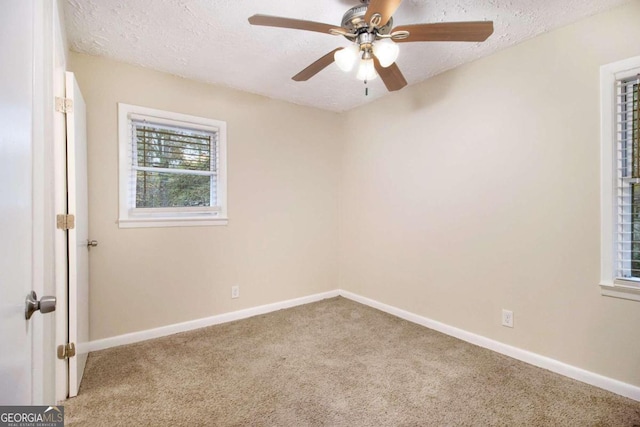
341, 5, 393, 36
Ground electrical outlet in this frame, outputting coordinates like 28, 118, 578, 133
502, 309, 513, 328
231, 286, 240, 299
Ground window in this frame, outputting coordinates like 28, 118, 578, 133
118, 104, 227, 228
600, 56, 640, 301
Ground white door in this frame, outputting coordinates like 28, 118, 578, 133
65, 72, 90, 398
0, 0, 36, 405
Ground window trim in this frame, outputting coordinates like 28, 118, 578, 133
118, 103, 228, 228
600, 56, 640, 302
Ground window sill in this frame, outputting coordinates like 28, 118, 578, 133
118, 216, 228, 229
600, 283, 640, 302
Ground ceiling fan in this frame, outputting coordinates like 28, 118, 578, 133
248, 0, 494, 92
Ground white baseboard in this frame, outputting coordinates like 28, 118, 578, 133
79, 290, 339, 354
79, 287, 640, 402
338, 289, 640, 402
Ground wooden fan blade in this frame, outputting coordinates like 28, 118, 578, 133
292, 49, 341, 82
393, 21, 494, 43
373, 56, 407, 92
248, 14, 344, 35
364, 0, 403, 28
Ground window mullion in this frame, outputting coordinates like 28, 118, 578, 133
133, 166, 215, 177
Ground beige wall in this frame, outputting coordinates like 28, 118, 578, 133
73, 0, 640, 388
70, 54, 342, 340
340, 1, 640, 387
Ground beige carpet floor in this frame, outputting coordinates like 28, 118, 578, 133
64, 297, 640, 426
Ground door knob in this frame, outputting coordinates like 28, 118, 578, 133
25, 291, 56, 320
87, 239, 98, 249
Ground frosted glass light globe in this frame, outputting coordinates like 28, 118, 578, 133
334, 44, 360, 72
356, 58, 378, 81
372, 39, 399, 68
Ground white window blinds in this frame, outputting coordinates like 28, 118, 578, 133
129, 117, 219, 210
615, 75, 640, 281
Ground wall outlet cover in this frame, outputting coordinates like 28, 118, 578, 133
502, 309, 514, 328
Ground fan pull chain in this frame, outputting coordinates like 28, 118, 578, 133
364, 80, 369, 96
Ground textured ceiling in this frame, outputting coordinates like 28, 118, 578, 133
65, 0, 630, 112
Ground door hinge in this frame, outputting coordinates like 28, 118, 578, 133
57, 343, 76, 360
56, 214, 75, 230
55, 97, 73, 114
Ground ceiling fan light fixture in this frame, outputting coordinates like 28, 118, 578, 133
334, 44, 360, 72
248, 0, 494, 92
372, 38, 399, 68
356, 58, 378, 81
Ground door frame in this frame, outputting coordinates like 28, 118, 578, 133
52, 0, 71, 404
